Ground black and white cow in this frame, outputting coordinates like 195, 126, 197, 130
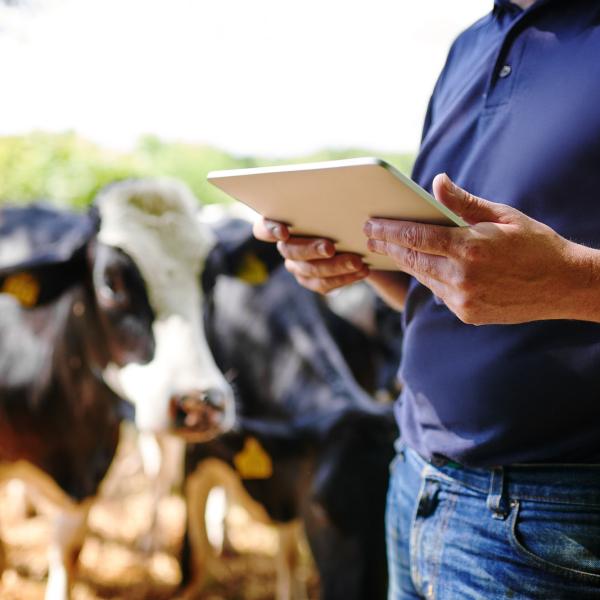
177, 219, 401, 600
0, 179, 235, 599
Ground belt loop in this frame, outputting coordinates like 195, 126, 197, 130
486, 467, 508, 520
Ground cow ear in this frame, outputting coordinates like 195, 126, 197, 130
201, 218, 283, 293
0, 204, 99, 308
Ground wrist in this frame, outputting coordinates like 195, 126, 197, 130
560, 241, 600, 322
365, 270, 410, 312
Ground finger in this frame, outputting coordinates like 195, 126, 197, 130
296, 268, 370, 295
367, 239, 445, 281
276, 237, 336, 261
252, 218, 290, 242
432, 173, 515, 225
284, 253, 365, 279
364, 217, 459, 257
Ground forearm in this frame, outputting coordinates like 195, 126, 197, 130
366, 270, 411, 312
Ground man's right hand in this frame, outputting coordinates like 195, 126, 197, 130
252, 218, 370, 294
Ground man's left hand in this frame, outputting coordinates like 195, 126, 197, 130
364, 173, 600, 325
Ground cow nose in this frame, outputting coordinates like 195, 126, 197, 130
169, 388, 227, 432
203, 387, 227, 411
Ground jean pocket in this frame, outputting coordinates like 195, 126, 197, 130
507, 499, 600, 584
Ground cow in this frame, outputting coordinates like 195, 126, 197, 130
0, 178, 236, 600
175, 218, 402, 600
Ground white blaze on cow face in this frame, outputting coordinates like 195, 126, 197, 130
96, 179, 235, 437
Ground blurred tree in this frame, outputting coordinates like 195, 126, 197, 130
0, 132, 414, 208
0, 132, 146, 208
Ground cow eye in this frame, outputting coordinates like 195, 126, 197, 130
97, 271, 128, 308
98, 283, 116, 302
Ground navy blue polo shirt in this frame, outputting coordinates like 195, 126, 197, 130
399, 0, 600, 466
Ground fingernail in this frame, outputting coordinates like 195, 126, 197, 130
363, 221, 372, 237
317, 241, 331, 257
345, 258, 357, 271
268, 223, 284, 239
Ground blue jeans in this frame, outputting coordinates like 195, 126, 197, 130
386, 443, 600, 599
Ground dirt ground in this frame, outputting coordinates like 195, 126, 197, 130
0, 426, 319, 600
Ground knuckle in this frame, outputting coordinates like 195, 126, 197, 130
403, 248, 419, 271
328, 271, 362, 291
320, 279, 337, 294
328, 274, 348, 289
284, 258, 297, 274
453, 295, 479, 325
299, 261, 318, 278
277, 242, 291, 259
461, 239, 485, 263
451, 266, 474, 293
285, 259, 310, 277
291, 262, 314, 280
402, 225, 421, 248
336, 254, 360, 273
461, 195, 480, 219
297, 275, 324, 295
423, 258, 438, 279
464, 192, 479, 210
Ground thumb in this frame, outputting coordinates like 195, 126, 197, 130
433, 173, 514, 225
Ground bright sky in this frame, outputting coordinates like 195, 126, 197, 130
0, 0, 488, 157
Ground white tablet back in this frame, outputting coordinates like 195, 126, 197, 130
208, 157, 465, 270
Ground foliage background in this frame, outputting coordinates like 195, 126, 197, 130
0, 132, 414, 209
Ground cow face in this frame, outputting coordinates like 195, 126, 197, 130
96, 179, 235, 441
90, 242, 155, 367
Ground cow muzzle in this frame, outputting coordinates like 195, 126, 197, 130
169, 388, 231, 442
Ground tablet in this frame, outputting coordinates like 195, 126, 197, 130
207, 157, 466, 270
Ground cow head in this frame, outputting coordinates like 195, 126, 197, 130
96, 179, 235, 441
0, 203, 155, 369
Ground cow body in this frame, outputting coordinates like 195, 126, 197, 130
0, 180, 235, 599
181, 223, 401, 600
0, 288, 122, 500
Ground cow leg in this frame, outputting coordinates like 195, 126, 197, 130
45, 504, 89, 600
302, 502, 365, 600
183, 460, 220, 590
5, 479, 37, 520
302, 431, 391, 600
182, 459, 233, 592
205, 485, 229, 555
0, 535, 6, 581
137, 432, 185, 553
276, 522, 307, 600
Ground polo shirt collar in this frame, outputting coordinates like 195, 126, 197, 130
494, 0, 555, 12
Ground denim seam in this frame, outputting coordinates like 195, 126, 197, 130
428, 470, 600, 507
430, 490, 457, 600
409, 471, 429, 594
507, 500, 600, 584
508, 495, 600, 507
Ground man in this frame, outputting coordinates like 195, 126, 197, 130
254, 0, 600, 597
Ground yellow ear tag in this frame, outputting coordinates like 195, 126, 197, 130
1, 272, 40, 307
233, 436, 273, 479
235, 253, 269, 285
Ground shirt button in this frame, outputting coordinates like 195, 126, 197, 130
499, 64, 512, 79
